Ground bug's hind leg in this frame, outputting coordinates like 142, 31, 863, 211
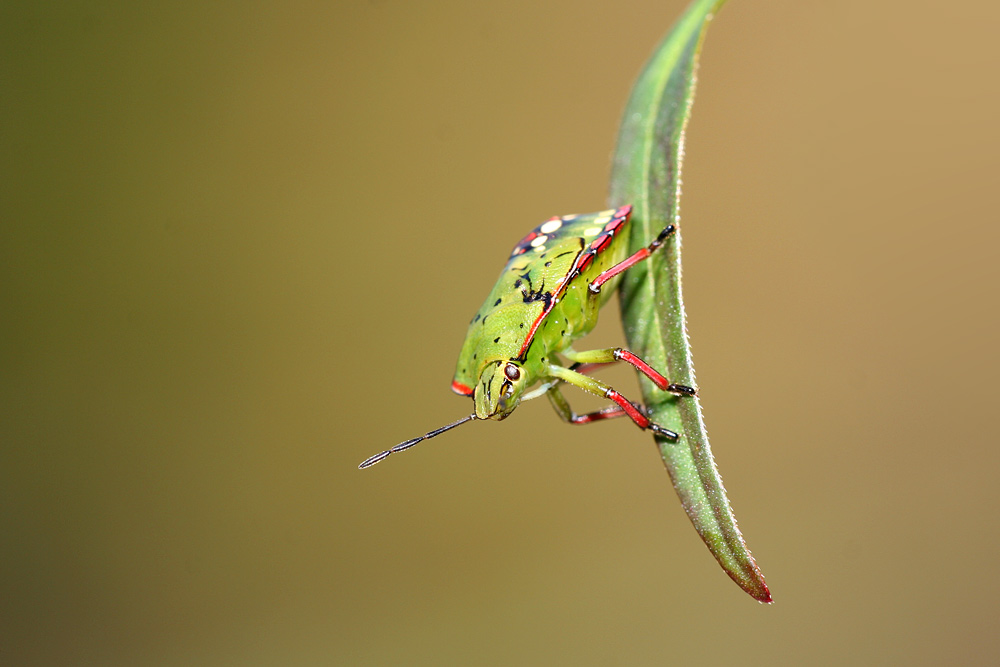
546, 364, 679, 440
588, 223, 678, 294
562, 347, 696, 396
546, 383, 628, 425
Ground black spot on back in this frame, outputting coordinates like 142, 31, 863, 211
522, 289, 553, 309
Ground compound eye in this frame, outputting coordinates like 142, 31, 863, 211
504, 363, 521, 381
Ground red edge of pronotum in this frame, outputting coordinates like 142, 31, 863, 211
451, 380, 473, 396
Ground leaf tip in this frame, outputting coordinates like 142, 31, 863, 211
740, 575, 772, 604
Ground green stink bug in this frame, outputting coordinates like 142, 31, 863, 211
359, 205, 696, 469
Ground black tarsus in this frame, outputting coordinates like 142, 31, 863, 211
649, 423, 680, 440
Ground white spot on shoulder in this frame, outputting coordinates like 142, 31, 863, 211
533, 245, 546, 253
530, 235, 547, 247
591, 215, 612, 227
583, 226, 602, 237
540, 219, 562, 234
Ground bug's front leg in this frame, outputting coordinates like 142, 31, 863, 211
562, 347, 697, 396
546, 364, 679, 440
545, 383, 627, 424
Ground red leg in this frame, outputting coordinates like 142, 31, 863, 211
589, 224, 677, 293
562, 347, 697, 396
546, 385, 627, 424
546, 365, 680, 440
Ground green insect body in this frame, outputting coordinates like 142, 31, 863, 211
452, 207, 635, 416
359, 205, 696, 469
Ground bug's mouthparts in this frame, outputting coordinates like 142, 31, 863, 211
494, 400, 512, 418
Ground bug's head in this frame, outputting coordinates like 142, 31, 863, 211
475, 360, 527, 421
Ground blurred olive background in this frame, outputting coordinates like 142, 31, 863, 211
3, 1, 998, 664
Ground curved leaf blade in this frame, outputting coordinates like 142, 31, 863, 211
609, 0, 771, 603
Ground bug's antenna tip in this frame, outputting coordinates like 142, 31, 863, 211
358, 450, 391, 469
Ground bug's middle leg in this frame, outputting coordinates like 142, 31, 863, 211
546, 364, 679, 440
562, 347, 696, 396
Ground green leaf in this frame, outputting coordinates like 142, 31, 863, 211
609, 0, 771, 603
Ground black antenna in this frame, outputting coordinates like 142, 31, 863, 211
358, 414, 478, 469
